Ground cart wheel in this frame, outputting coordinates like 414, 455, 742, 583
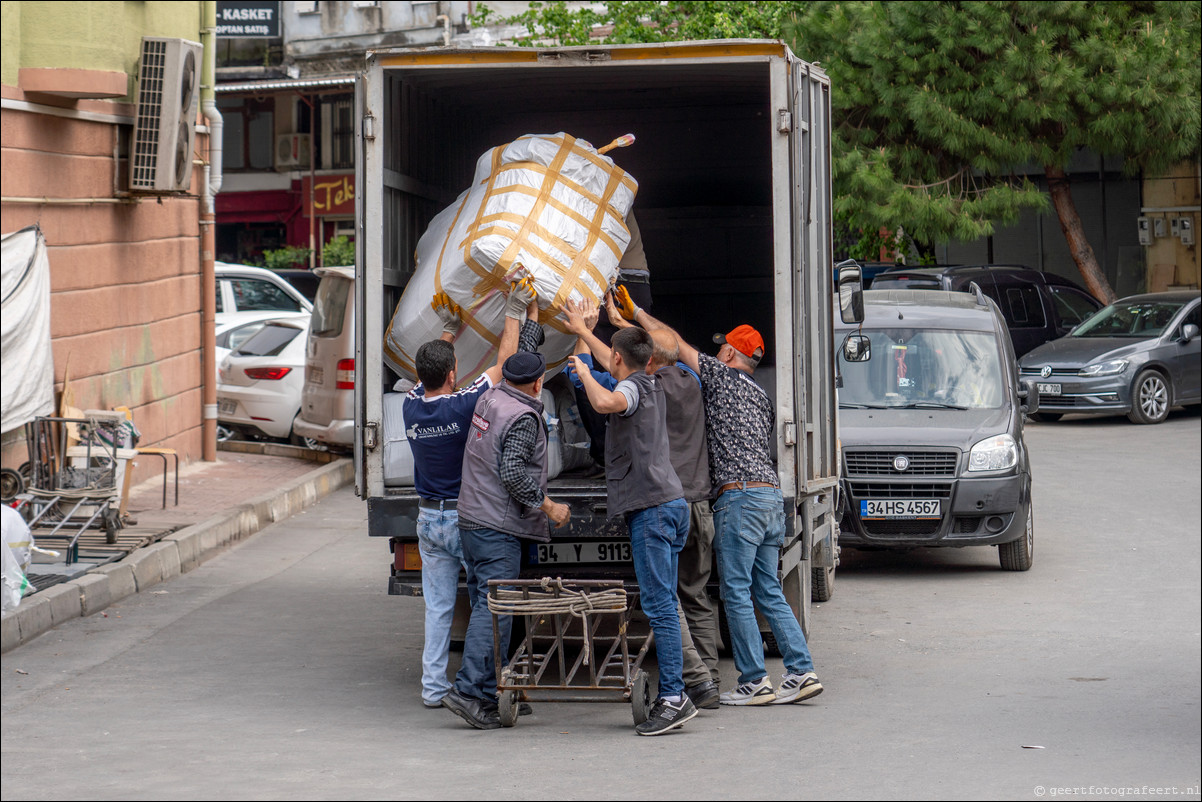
103, 508, 121, 544
630, 669, 653, 725
0, 468, 23, 504
497, 690, 520, 728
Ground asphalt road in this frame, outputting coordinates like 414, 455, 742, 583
2, 411, 1199, 801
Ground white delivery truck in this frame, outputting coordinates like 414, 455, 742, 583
354, 40, 843, 638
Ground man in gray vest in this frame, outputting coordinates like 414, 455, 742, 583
570, 327, 698, 736
442, 350, 571, 730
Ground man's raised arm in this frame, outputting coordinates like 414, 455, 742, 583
484, 277, 539, 386
611, 286, 700, 373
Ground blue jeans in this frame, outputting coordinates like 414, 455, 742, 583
416, 505, 468, 706
713, 487, 815, 684
454, 526, 522, 702
628, 497, 690, 698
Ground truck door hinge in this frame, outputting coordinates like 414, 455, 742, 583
784, 421, 797, 446
777, 110, 792, 134
363, 114, 375, 141
364, 421, 379, 450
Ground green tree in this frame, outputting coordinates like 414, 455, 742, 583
472, 1, 805, 46
787, 1, 1201, 302
262, 245, 311, 270
322, 235, 355, 267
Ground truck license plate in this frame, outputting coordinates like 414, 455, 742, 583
218, 399, 237, 416
532, 541, 632, 564
861, 499, 941, 519
307, 366, 323, 385
1037, 383, 1061, 395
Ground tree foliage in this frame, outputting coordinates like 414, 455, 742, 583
785, 2, 1201, 244
471, 1, 805, 46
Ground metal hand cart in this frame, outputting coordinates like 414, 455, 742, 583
487, 577, 654, 728
14, 414, 128, 563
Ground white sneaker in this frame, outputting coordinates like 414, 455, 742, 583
719, 676, 776, 706
771, 672, 823, 704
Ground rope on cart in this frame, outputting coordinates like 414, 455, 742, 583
487, 578, 627, 665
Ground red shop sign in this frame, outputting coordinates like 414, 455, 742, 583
302, 174, 355, 217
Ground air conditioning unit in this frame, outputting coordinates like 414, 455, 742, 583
130, 37, 203, 193
276, 134, 311, 170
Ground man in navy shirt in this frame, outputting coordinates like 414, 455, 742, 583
403, 280, 540, 709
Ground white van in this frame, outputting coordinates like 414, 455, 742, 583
294, 266, 356, 450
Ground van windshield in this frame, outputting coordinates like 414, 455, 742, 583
311, 276, 351, 337
838, 329, 1006, 409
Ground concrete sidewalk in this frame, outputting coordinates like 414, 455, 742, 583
2, 442, 354, 653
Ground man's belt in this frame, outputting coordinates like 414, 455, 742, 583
419, 498, 457, 511
716, 481, 777, 497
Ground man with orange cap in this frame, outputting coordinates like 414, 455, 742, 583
610, 289, 823, 708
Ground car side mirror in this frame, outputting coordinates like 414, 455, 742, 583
842, 333, 871, 363
1181, 323, 1199, 344
836, 259, 865, 324
1019, 379, 1041, 416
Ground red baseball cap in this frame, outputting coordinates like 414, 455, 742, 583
713, 324, 765, 361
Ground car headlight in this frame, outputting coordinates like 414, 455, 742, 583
1078, 359, 1128, 377
968, 434, 1018, 472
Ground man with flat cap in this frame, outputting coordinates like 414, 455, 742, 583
442, 346, 572, 730
610, 295, 824, 709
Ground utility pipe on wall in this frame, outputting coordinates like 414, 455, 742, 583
199, 0, 223, 461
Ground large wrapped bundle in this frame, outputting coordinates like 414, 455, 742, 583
384, 132, 637, 384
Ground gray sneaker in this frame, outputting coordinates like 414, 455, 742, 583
771, 672, 823, 704
635, 696, 699, 736
719, 676, 776, 706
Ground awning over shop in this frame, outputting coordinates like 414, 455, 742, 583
216, 76, 355, 94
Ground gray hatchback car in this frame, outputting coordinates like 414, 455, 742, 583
835, 287, 1037, 570
1018, 291, 1201, 424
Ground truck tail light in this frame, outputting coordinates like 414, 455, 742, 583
336, 358, 355, 389
245, 366, 292, 380
401, 542, 422, 570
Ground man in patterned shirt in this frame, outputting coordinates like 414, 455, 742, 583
611, 292, 824, 707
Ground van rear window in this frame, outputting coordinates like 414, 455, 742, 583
311, 276, 351, 337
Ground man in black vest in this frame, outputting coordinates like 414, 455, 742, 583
570, 328, 698, 736
442, 351, 572, 730
566, 299, 720, 711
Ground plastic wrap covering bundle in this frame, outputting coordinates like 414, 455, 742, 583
384, 132, 637, 385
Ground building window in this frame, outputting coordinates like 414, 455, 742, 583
320, 96, 354, 170
219, 96, 275, 171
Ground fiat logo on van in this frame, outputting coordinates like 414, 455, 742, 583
892, 455, 910, 472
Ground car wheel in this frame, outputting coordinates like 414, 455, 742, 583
216, 424, 236, 442
811, 565, 835, 602
1127, 369, 1171, 424
998, 503, 1034, 572
1030, 412, 1062, 423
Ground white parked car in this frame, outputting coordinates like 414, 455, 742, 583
215, 310, 310, 374
215, 262, 313, 324
217, 315, 316, 446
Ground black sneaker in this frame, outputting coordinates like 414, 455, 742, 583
442, 688, 501, 730
685, 680, 721, 710
635, 696, 699, 736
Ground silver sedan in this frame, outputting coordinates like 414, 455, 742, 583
1018, 291, 1201, 424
